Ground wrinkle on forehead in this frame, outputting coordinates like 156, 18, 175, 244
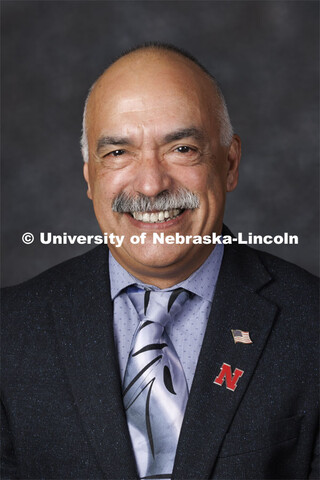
90, 97, 210, 152
103, 90, 204, 119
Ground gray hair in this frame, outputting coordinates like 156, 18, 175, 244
112, 188, 200, 213
80, 43, 233, 163
80, 84, 94, 163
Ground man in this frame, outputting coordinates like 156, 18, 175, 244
1, 43, 318, 479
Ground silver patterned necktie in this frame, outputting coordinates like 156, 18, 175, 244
123, 286, 190, 480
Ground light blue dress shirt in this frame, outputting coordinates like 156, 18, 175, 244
110, 243, 224, 390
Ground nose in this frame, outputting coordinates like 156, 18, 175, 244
132, 151, 173, 198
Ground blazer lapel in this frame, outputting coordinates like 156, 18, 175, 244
51, 246, 138, 479
173, 242, 278, 479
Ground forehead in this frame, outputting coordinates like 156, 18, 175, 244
86, 52, 218, 137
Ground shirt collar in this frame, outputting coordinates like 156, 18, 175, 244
109, 243, 224, 303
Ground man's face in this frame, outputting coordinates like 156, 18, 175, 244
84, 52, 240, 287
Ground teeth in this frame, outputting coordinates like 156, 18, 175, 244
132, 209, 182, 223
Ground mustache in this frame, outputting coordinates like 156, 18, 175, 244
112, 188, 200, 213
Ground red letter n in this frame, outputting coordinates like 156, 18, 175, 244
214, 363, 244, 392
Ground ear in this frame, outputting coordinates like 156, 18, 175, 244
226, 134, 241, 192
83, 162, 93, 200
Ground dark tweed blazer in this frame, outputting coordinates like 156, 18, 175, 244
1, 238, 319, 479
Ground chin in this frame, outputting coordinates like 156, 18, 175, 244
129, 243, 191, 270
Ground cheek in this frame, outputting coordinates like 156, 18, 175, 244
175, 164, 219, 198
173, 165, 209, 192
182, 165, 227, 223
91, 169, 128, 203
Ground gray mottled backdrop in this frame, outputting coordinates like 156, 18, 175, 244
1, 0, 319, 286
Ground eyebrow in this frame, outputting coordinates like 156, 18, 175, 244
163, 127, 205, 144
96, 136, 132, 155
96, 127, 205, 155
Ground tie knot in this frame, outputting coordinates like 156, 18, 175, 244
127, 286, 189, 327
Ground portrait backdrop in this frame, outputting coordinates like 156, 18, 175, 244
1, 0, 319, 286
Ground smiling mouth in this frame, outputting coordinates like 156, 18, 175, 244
130, 208, 184, 223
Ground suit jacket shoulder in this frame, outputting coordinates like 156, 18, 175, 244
3, 245, 109, 306
242, 245, 318, 306
2, 246, 111, 333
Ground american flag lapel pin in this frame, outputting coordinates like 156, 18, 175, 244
231, 329, 253, 344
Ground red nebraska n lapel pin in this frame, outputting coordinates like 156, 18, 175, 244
214, 363, 244, 391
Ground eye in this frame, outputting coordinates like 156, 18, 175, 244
176, 146, 193, 153
106, 149, 125, 157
